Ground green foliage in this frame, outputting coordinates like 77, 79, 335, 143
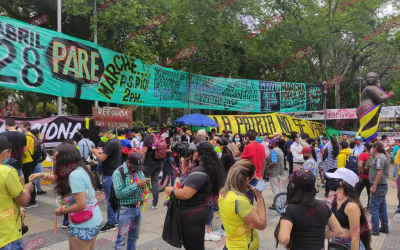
36, 102, 57, 116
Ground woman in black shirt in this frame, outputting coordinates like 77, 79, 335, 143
275, 167, 342, 250
165, 140, 224, 250
326, 168, 371, 250
217, 138, 234, 176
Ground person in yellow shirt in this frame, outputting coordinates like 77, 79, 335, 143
0, 137, 34, 249
337, 141, 351, 168
20, 122, 38, 208
393, 149, 400, 213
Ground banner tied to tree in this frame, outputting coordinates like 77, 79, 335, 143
0, 16, 323, 112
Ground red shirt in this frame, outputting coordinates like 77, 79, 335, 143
241, 141, 266, 178
359, 152, 370, 179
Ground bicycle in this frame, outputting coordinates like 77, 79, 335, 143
273, 178, 293, 215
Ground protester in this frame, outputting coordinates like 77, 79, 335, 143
323, 135, 339, 197
0, 138, 34, 250
219, 159, 267, 250
306, 138, 318, 162
355, 142, 373, 210
394, 147, 400, 214
290, 132, 304, 170
77, 128, 95, 163
30, 129, 46, 195
278, 134, 287, 170
326, 168, 371, 250
211, 134, 222, 158
300, 133, 309, 148
241, 130, 266, 180
392, 139, 400, 181
369, 142, 389, 235
286, 132, 295, 174
91, 128, 122, 232
112, 152, 150, 249
1, 118, 27, 177
140, 121, 163, 210
165, 140, 224, 249
314, 138, 325, 183
117, 129, 133, 163
230, 133, 243, 161
300, 146, 318, 192
218, 138, 234, 176
29, 143, 103, 249
266, 139, 284, 209
131, 128, 141, 151
338, 141, 351, 168
196, 129, 207, 141
350, 140, 361, 158
20, 121, 38, 208
354, 136, 364, 155
275, 168, 342, 249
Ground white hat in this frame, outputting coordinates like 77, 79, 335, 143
325, 168, 359, 188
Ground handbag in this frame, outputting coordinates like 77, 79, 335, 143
328, 241, 349, 250
162, 191, 183, 248
70, 203, 97, 224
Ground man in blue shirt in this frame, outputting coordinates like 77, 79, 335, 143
285, 132, 295, 174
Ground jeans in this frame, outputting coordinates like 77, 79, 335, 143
288, 160, 293, 174
206, 204, 215, 226
162, 158, 175, 186
17, 168, 22, 177
355, 177, 370, 206
143, 163, 162, 207
115, 206, 142, 250
369, 184, 389, 232
97, 161, 103, 175
102, 175, 116, 226
0, 239, 25, 250
22, 161, 37, 203
33, 163, 43, 191
393, 165, 398, 177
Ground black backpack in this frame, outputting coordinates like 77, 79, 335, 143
109, 167, 127, 214
27, 134, 47, 163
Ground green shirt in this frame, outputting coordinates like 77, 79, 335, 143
112, 163, 145, 206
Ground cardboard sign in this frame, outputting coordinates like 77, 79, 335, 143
92, 107, 133, 129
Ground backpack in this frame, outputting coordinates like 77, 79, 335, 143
27, 134, 47, 163
345, 153, 358, 175
151, 134, 167, 159
362, 153, 374, 173
109, 167, 127, 214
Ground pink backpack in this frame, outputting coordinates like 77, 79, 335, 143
152, 134, 167, 159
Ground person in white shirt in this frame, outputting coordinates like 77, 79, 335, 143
261, 133, 270, 158
131, 127, 141, 151
349, 141, 360, 158
354, 136, 364, 155
290, 132, 304, 170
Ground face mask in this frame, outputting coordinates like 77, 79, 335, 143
76, 146, 79, 150
303, 156, 308, 161
3, 151, 10, 164
235, 138, 240, 142
100, 136, 109, 143
355, 141, 360, 145
329, 180, 341, 192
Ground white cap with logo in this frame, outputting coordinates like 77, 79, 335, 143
325, 168, 359, 188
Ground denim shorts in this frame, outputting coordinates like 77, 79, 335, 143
69, 223, 102, 241
0, 239, 24, 250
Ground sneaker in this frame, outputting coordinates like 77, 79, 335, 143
25, 202, 38, 208
371, 231, 380, 236
37, 190, 47, 195
284, 167, 288, 171
213, 211, 220, 218
62, 219, 69, 229
379, 227, 389, 234
213, 228, 226, 237
204, 232, 221, 241
100, 223, 116, 232
151, 205, 157, 210
395, 208, 400, 214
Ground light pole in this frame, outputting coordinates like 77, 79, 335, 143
356, 75, 364, 106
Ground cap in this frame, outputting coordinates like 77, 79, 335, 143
299, 147, 312, 154
177, 128, 182, 131
339, 141, 348, 149
355, 136, 363, 141
288, 168, 316, 191
373, 142, 384, 151
127, 152, 144, 171
223, 129, 228, 133
325, 168, 359, 188
196, 140, 215, 154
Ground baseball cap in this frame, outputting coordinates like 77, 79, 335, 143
299, 147, 312, 154
373, 142, 384, 151
223, 129, 228, 133
127, 152, 144, 171
339, 141, 348, 149
325, 168, 359, 188
288, 168, 316, 191
355, 136, 363, 141
196, 140, 215, 154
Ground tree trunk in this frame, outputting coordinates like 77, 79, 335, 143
159, 107, 167, 125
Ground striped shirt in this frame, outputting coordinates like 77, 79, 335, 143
324, 145, 338, 172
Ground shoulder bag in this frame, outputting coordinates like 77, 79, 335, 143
162, 190, 183, 248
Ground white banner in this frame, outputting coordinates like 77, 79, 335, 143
377, 132, 400, 144
280, 106, 400, 120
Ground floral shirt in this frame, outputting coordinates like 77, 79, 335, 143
302, 158, 317, 177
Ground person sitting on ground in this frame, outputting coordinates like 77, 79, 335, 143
275, 168, 342, 249
219, 159, 267, 250
326, 168, 371, 250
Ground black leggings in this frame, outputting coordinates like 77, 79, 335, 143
22, 161, 37, 203
355, 177, 371, 206
181, 206, 211, 250
325, 168, 337, 195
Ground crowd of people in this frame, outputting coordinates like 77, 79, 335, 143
1, 117, 398, 250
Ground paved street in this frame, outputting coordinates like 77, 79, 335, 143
23, 166, 400, 250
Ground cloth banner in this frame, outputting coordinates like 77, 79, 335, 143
0, 116, 96, 148
208, 113, 325, 137
377, 132, 400, 144
0, 16, 323, 112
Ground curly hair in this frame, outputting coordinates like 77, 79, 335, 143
53, 143, 95, 197
198, 149, 224, 195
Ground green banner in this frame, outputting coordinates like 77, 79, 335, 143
0, 16, 324, 112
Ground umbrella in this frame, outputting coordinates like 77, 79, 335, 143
383, 127, 394, 131
174, 114, 218, 127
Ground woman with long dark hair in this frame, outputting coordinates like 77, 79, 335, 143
29, 143, 103, 250
229, 133, 244, 161
324, 135, 340, 197
275, 167, 342, 249
326, 168, 372, 250
165, 140, 224, 249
